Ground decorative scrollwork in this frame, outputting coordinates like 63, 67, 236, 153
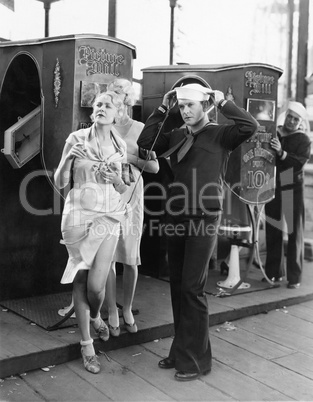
245, 71, 275, 96
53, 58, 61, 108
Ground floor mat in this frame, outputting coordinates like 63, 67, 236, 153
205, 269, 273, 296
0, 292, 138, 331
160, 268, 273, 297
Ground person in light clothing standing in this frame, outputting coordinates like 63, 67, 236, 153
105, 79, 159, 336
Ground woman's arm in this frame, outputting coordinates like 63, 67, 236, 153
54, 143, 74, 190
113, 180, 128, 194
54, 142, 86, 189
127, 151, 159, 174
137, 156, 159, 174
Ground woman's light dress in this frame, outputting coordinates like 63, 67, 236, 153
112, 120, 145, 266
60, 126, 131, 284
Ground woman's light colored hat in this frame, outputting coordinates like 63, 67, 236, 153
175, 83, 213, 101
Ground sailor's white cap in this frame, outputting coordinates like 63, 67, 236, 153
175, 83, 213, 101
287, 101, 308, 121
286, 101, 310, 134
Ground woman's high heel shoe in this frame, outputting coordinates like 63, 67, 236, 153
108, 308, 120, 337
122, 310, 138, 334
58, 304, 76, 318
90, 314, 110, 342
81, 349, 101, 374
108, 324, 120, 337
80, 339, 100, 374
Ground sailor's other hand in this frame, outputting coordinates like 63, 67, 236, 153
210, 90, 225, 106
270, 137, 283, 156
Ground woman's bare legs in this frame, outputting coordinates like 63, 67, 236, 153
106, 263, 138, 329
73, 270, 93, 352
106, 263, 120, 329
122, 264, 138, 325
73, 234, 119, 359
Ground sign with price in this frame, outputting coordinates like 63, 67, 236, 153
225, 125, 277, 205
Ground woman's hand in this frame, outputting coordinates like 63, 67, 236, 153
68, 143, 86, 159
270, 137, 283, 156
98, 164, 122, 186
96, 165, 127, 194
104, 166, 128, 194
105, 170, 121, 185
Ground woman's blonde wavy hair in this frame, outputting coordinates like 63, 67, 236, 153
108, 78, 137, 107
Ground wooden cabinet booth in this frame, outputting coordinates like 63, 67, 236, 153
139, 63, 283, 277
0, 34, 136, 300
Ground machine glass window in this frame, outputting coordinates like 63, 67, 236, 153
247, 99, 275, 122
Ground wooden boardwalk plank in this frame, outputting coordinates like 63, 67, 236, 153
22, 363, 111, 401
234, 313, 313, 357
261, 308, 313, 340
1, 300, 313, 401
212, 325, 294, 360
68, 355, 173, 401
141, 338, 289, 402
284, 302, 313, 322
1, 273, 313, 400
202, 360, 292, 402
0, 374, 44, 401
2, 272, 313, 378
141, 337, 173, 359
259, 308, 313, 339
273, 352, 313, 380
300, 300, 313, 311
107, 344, 232, 401
211, 336, 313, 400
0, 309, 68, 352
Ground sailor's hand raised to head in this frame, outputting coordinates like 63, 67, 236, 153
209, 90, 225, 106
162, 90, 177, 109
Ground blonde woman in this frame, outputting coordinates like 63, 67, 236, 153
54, 91, 130, 374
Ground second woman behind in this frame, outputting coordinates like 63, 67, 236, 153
105, 79, 159, 335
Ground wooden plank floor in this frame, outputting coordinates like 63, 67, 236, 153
1, 300, 313, 401
1, 260, 313, 380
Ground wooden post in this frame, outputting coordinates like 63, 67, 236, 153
35, 0, 60, 38
169, 0, 177, 65
286, 0, 294, 99
296, 0, 309, 103
0, 0, 14, 11
108, 0, 117, 38
44, 2, 50, 37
